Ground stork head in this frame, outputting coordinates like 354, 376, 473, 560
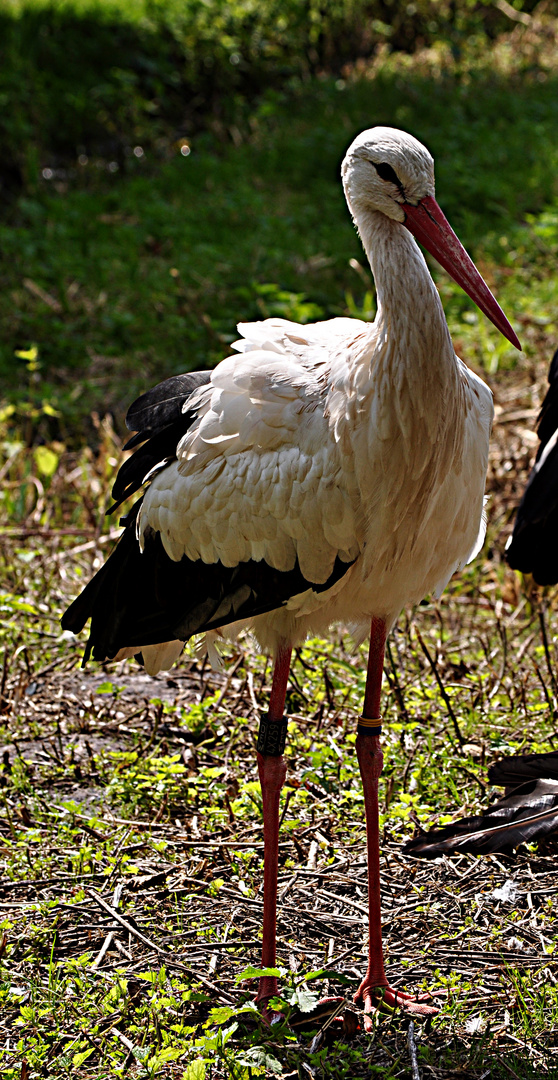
342, 126, 434, 223
342, 126, 521, 350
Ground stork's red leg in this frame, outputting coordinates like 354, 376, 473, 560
255, 644, 291, 1008
354, 617, 437, 1027
255, 649, 346, 1028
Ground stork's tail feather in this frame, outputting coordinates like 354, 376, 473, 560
404, 759, 558, 858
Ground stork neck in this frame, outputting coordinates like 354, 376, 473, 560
359, 208, 454, 374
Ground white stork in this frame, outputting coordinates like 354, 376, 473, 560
63, 127, 520, 1024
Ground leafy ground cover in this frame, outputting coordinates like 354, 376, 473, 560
2, 6, 558, 445
2, 378, 558, 1076
2, 5, 558, 1079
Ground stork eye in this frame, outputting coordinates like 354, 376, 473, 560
373, 162, 400, 186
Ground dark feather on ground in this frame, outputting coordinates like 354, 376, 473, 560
488, 749, 558, 787
404, 753, 558, 858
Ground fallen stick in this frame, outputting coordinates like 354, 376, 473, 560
407, 1020, 421, 1080
87, 888, 236, 1003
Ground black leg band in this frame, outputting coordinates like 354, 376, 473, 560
357, 716, 382, 737
257, 716, 288, 756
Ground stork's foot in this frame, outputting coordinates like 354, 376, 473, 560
257, 992, 356, 1038
255, 978, 285, 1027
354, 978, 438, 1030
289, 995, 357, 1037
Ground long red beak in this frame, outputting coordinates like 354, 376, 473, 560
403, 195, 521, 350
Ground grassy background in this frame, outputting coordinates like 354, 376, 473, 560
1, 0, 558, 450
0, 0, 544, 195
2, 1, 558, 1077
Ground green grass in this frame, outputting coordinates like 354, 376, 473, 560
0, 0, 540, 196
2, 49, 558, 448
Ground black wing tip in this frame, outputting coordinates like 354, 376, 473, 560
61, 600, 87, 635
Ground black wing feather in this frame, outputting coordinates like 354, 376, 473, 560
506, 347, 558, 584
125, 371, 211, 437
62, 368, 355, 662
62, 524, 353, 662
109, 372, 211, 512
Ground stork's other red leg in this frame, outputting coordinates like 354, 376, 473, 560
354, 617, 437, 1026
255, 644, 291, 1008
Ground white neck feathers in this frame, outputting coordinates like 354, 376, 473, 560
357, 208, 455, 381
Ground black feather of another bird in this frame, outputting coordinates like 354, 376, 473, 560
506, 347, 558, 584
108, 371, 211, 512
403, 777, 558, 858
488, 749, 558, 786
505, 453, 558, 584
534, 347, 558, 455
